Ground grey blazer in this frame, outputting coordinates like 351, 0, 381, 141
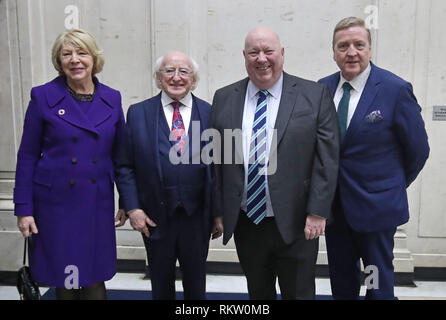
210, 72, 340, 245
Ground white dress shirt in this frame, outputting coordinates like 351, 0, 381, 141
161, 91, 193, 133
240, 73, 283, 217
334, 63, 371, 128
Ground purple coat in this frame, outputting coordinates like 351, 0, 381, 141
14, 76, 125, 287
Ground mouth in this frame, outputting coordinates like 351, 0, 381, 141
70, 68, 84, 72
169, 85, 186, 91
257, 65, 271, 71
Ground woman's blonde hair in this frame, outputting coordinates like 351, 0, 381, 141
51, 29, 104, 76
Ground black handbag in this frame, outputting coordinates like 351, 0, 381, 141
17, 237, 41, 300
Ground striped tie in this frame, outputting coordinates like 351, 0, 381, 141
246, 90, 269, 225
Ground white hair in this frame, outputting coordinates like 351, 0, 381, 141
153, 52, 200, 90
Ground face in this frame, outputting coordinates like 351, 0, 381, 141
60, 43, 94, 84
157, 52, 197, 101
333, 26, 372, 81
243, 27, 284, 90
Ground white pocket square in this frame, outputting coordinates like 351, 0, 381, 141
365, 110, 384, 123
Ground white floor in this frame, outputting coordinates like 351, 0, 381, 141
2, 273, 446, 300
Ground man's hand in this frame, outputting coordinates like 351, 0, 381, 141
17, 216, 38, 238
128, 209, 157, 238
211, 217, 223, 240
115, 209, 128, 227
304, 214, 326, 240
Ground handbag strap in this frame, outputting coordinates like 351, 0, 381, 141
23, 237, 28, 266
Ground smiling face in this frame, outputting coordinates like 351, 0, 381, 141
60, 43, 94, 85
243, 27, 284, 90
333, 26, 372, 81
156, 52, 197, 101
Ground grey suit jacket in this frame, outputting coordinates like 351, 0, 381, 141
210, 72, 340, 245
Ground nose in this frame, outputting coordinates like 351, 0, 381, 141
346, 44, 357, 56
172, 70, 182, 81
70, 52, 80, 63
257, 51, 267, 62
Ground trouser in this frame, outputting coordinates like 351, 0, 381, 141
234, 212, 319, 300
143, 207, 209, 300
325, 209, 397, 300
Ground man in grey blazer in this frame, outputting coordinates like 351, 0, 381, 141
210, 26, 340, 299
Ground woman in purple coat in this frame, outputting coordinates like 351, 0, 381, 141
14, 29, 126, 300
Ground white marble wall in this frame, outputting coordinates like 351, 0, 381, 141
1, 0, 445, 272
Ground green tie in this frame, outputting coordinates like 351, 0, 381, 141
337, 82, 353, 141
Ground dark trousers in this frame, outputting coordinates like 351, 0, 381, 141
234, 212, 319, 300
142, 207, 209, 300
325, 209, 397, 300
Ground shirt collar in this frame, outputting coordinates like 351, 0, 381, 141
339, 63, 371, 92
161, 91, 193, 109
247, 73, 284, 100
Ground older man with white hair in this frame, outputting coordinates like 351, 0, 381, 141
116, 51, 213, 300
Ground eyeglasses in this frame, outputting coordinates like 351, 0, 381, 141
160, 68, 194, 77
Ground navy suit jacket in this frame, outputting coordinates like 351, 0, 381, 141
116, 93, 212, 241
319, 63, 429, 232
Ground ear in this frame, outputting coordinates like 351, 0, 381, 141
191, 75, 198, 89
155, 72, 163, 89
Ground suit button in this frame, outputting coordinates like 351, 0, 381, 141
160, 201, 164, 206
91, 178, 97, 184
92, 158, 98, 164
72, 157, 77, 164
70, 179, 76, 185
72, 136, 78, 142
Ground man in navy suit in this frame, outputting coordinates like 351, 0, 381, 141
319, 17, 429, 300
116, 51, 213, 299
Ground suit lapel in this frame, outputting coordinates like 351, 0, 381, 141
47, 76, 116, 134
144, 94, 164, 184
87, 82, 113, 128
231, 79, 249, 131
269, 73, 298, 156
326, 73, 340, 98
275, 73, 298, 146
232, 79, 249, 164
58, 96, 98, 134
192, 95, 207, 149
46, 77, 99, 135
343, 64, 381, 148
193, 95, 207, 133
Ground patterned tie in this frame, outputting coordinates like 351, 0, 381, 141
171, 101, 187, 155
246, 90, 269, 225
337, 82, 353, 142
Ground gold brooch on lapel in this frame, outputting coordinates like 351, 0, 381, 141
58, 109, 66, 116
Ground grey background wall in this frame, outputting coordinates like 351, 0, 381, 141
1, 0, 445, 275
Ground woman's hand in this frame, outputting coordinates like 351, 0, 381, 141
17, 216, 38, 238
115, 209, 128, 227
